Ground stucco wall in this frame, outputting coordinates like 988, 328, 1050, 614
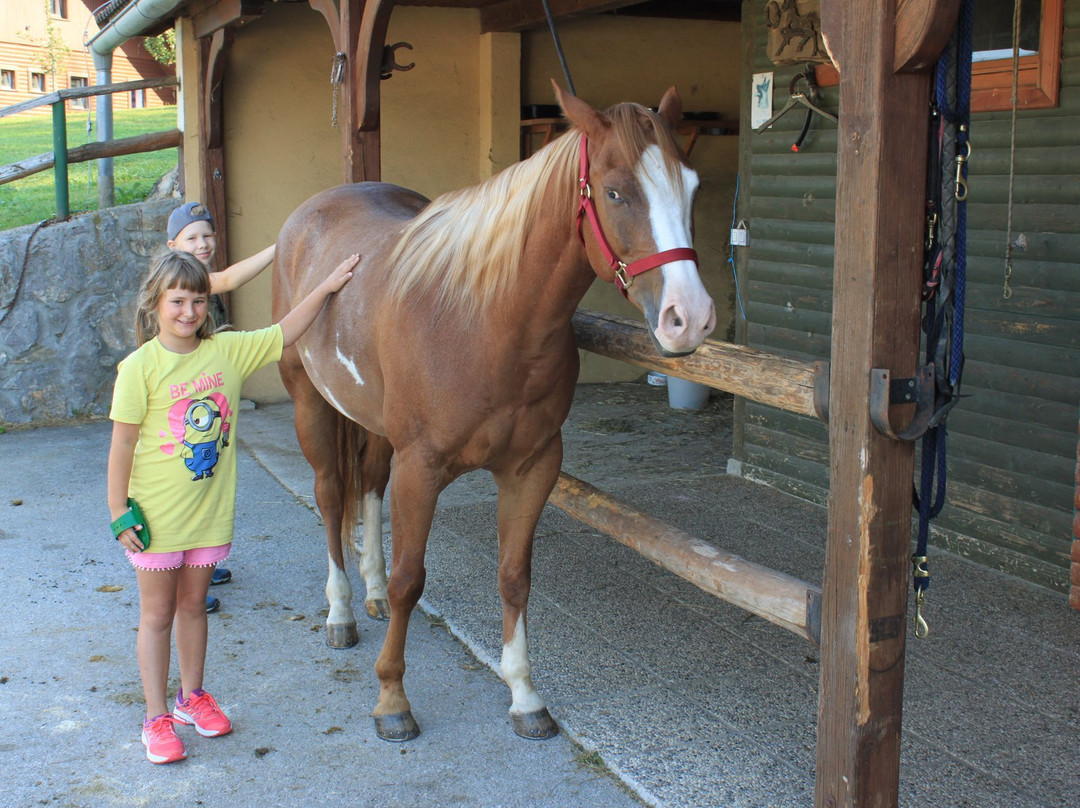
0, 199, 174, 426
195, 4, 741, 401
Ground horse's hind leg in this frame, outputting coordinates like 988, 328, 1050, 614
280, 350, 358, 648
358, 434, 393, 620
492, 435, 563, 740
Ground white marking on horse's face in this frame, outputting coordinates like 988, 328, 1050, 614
336, 346, 365, 387
500, 614, 546, 715
637, 145, 716, 354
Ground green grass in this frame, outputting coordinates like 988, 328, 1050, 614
0, 106, 178, 230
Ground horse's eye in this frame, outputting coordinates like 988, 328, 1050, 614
606, 189, 623, 203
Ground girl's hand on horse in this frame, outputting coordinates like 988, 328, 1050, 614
321, 253, 360, 295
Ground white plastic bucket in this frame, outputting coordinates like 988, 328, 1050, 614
667, 376, 710, 410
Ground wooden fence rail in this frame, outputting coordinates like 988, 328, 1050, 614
549, 473, 822, 644
571, 309, 830, 420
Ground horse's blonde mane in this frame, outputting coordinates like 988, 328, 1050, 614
385, 101, 686, 319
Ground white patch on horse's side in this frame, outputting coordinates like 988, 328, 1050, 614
501, 614, 546, 715
359, 491, 388, 601
326, 557, 354, 628
336, 347, 365, 387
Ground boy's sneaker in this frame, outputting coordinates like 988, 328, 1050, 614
173, 689, 232, 737
142, 713, 186, 764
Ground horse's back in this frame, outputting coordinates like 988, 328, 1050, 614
277, 182, 429, 299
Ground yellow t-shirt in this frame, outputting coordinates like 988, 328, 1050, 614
109, 327, 284, 553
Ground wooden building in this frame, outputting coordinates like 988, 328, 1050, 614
0, 0, 173, 115
735, 0, 1080, 596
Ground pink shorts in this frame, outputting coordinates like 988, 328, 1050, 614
127, 543, 231, 572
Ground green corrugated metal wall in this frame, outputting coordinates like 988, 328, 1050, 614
734, 1, 1080, 591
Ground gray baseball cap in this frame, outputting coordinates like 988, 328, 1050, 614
167, 201, 215, 240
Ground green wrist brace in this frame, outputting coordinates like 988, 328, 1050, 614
110, 499, 150, 550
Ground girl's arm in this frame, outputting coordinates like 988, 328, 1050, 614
209, 244, 276, 294
107, 420, 143, 552
278, 253, 359, 347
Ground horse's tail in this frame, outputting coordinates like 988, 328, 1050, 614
337, 414, 366, 562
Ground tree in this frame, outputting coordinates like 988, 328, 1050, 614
144, 30, 176, 66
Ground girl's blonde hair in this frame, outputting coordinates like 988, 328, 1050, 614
135, 251, 216, 346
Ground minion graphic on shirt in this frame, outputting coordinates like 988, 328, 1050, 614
180, 397, 229, 480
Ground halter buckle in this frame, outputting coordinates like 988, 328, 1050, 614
579, 181, 592, 200
614, 263, 631, 290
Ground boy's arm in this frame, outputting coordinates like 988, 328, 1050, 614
278, 253, 359, 348
209, 243, 276, 294
107, 420, 142, 551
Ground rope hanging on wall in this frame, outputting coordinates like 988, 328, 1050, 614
1002, 0, 1023, 299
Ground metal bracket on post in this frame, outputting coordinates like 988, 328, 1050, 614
869, 364, 937, 441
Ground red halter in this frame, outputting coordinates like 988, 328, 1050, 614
575, 134, 699, 298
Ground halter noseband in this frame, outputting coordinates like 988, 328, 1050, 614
575, 134, 699, 298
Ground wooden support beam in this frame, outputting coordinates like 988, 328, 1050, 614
191, 0, 265, 39
572, 309, 828, 420
814, 1, 934, 805
550, 474, 822, 645
480, 0, 639, 33
199, 28, 235, 271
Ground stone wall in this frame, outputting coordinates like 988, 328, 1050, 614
0, 199, 174, 426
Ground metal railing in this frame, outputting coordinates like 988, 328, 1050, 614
0, 76, 179, 219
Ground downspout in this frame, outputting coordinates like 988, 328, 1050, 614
86, 0, 186, 209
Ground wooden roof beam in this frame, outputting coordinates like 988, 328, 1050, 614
189, 0, 266, 40
480, 0, 643, 33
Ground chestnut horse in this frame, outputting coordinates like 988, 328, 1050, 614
273, 86, 715, 742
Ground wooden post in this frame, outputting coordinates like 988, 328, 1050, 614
814, 1, 931, 805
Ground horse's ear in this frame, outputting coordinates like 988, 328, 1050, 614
656, 86, 683, 130
552, 79, 609, 137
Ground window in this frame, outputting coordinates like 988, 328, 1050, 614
811, 0, 1062, 112
129, 88, 147, 109
48, 0, 67, 18
1, 70, 14, 91
69, 76, 88, 109
30, 72, 46, 93
970, 0, 1062, 111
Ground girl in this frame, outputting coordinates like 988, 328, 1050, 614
107, 249, 358, 764
165, 200, 278, 609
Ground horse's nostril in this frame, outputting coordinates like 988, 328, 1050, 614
672, 316, 683, 328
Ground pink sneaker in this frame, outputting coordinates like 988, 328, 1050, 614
173, 689, 232, 737
142, 713, 186, 764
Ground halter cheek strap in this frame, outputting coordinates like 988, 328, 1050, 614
575, 134, 699, 297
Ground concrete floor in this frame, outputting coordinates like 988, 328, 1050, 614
3, 381, 1077, 806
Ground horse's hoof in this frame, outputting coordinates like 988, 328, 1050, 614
326, 622, 359, 649
374, 711, 420, 742
512, 708, 559, 740
365, 598, 390, 621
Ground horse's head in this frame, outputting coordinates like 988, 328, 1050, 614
556, 83, 716, 356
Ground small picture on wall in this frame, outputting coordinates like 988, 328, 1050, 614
751, 72, 774, 130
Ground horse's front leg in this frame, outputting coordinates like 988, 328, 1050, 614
358, 433, 393, 620
281, 352, 358, 648
492, 434, 563, 740
372, 450, 443, 741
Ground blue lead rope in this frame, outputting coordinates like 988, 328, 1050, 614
915, 0, 973, 637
